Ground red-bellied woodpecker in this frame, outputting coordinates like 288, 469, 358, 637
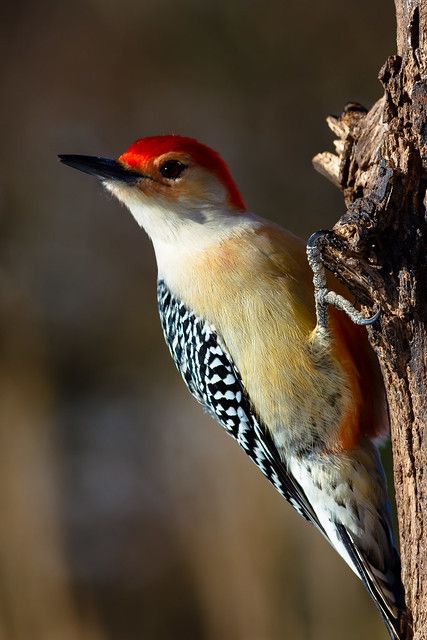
59, 135, 405, 639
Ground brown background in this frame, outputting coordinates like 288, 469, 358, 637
0, 2, 395, 639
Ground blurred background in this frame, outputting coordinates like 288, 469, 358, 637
0, 2, 395, 639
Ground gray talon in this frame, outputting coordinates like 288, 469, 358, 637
306, 229, 330, 248
357, 307, 380, 326
306, 230, 380, 334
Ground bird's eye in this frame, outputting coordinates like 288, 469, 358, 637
159, 159, 187, 180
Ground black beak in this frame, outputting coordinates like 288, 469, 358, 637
58, 154, 144, 184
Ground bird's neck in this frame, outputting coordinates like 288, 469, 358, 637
140, 207, 262, 288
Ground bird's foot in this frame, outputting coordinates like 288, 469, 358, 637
306, 230, 380, 336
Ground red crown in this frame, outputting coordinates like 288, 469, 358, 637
119, 135, 245, 210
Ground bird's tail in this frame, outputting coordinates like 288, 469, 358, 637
337, 523, 406, 640
289, 443, 407, 639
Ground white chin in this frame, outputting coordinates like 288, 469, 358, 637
102, 180, 168, 234
103, 180, 134, 202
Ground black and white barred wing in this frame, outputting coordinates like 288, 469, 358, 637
157, 280, 325, 534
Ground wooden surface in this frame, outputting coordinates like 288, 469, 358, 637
313, 3, 427, 638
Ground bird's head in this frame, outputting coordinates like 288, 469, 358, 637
59, 136, 246, 247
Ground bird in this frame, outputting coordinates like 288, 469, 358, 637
59, 135, 405, 639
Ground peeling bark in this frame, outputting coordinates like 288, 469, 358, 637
313, 3, 427, 639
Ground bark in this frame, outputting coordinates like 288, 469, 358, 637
313, 3, 427, 639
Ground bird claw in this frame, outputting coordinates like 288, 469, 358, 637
306, 230, 380, 334
306, 229, 330, 250
324, 290, 380, 326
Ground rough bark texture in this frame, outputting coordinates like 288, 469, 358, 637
313, 3, 426, 639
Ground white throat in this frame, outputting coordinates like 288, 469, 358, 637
105, 180, 260, 282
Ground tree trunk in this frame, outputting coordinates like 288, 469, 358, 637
312, 2, 427, 639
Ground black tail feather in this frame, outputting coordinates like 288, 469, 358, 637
336, 524, 406, 640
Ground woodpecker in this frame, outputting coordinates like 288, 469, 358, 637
59, 135, 405, 639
